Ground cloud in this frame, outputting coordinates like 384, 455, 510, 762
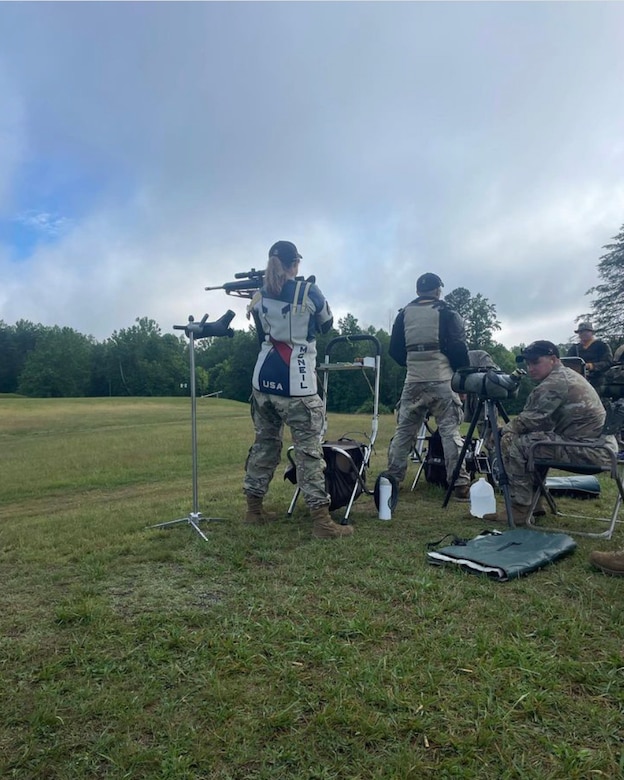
15, 210, 72, 236
0, 2, 623, 349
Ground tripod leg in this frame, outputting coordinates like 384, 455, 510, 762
496, 400, 511, 425
149, 512, 221, 539
442, 402, 482, 508
486, 402, 515, 528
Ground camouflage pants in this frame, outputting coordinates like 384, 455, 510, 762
501, 430, 618, 506
243, 389, 330, 508
387, 380, 469, 486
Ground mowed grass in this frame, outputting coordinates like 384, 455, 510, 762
1, 396, 623, 779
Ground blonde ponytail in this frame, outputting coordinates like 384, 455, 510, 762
264, 255, 290, 296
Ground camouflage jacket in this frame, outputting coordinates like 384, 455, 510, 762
503, 363, 605, 440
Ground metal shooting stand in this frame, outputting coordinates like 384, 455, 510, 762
442, 394, 515, 528
149, 311, 235, 541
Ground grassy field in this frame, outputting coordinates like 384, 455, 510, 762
1, 396, 623, 779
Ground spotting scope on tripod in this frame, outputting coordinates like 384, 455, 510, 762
442, 367, 526, 527
149, 310, 235, 541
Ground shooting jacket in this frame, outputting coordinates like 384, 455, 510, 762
250, 279, 333, 397
389, 297, 469, 382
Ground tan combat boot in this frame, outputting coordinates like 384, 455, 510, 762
589, 550, 624, 577
310, 506, 354, 539
533, 495, 547, 517
483, 503, 533, 527
453, 484, 471, 502
243, 495, 277, 525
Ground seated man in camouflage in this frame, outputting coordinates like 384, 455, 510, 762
492, 340, 618, 526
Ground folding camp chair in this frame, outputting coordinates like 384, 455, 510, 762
526, 438, 624, 540
560, 356, 586, 377
410, 418, 434, 490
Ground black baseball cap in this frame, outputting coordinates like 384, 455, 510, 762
416, 273, 444, 293
268, 240, 302, 264
515, 340, 560, 363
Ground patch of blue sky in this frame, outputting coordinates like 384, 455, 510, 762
0, 153, 112, 261
0, 211, 72, 260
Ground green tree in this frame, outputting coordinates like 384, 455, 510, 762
321, 316, 368, 412
195, 328, 259, 402
17, 326, 94, 397
368, 327, 402, 413
0, 320, 45, 393
444, 287, 471, 319
586, 223, 624, 339
105, 317, 186, 396
0, 321, 16, 393
338, 314, 362, 336
486, 343, 517, 373
445, 287, 501, 349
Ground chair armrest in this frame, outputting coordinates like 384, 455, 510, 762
527, 439, 618, 477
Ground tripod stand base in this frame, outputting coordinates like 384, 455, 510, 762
149, 512, 222, 542
442, 397, 515, 528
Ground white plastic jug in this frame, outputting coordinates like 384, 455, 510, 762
469, 477, 496, 518
378, 476, 392, 520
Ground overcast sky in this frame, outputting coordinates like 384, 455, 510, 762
1, 2, 623, 349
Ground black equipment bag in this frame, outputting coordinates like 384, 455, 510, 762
603, 365, 624, 400
423, 429, 448, 487
322, 439, 367, 511
603, 397, 624, 435
284, 437, 367, 511
423, 429, 483, 488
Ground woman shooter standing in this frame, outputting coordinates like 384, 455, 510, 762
243, 240, 353, 539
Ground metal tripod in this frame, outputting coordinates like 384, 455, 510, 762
149, 315, 223, 540
442, 395, 515, 528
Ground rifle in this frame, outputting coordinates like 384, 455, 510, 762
205, 268, 265, 299
206, 268, 315, 299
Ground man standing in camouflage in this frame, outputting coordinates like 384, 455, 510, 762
496, 340, 618, 526
386, 272, 471, 499
243, 240, 353, 540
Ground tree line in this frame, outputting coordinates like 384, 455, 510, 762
1, 221, 623, 414
0, 293, 523, 413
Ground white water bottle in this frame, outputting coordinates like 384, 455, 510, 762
469, 477, 496, 518
378, 476, 392, 520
